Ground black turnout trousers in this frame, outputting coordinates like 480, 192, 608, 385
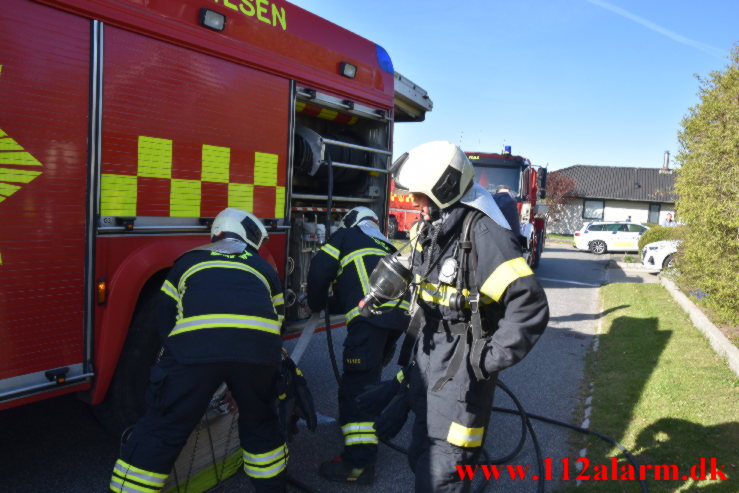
119, 351, 286, 493
338, 320, 401, 467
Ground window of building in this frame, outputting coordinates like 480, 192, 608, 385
648, 204, 660, 224
583, 200, 604, 220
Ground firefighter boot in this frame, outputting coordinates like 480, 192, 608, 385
319, 457, 375, 485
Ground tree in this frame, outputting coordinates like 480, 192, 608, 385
675, 44, 739, 325
544, 171, 576, 225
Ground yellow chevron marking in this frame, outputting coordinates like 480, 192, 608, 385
0, 123, 45, 267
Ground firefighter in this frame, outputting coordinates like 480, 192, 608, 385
307, 206, 409, 485
391, 141, 549, 492
109, 208, 288, 493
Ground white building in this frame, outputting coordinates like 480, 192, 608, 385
548, 165, 676, 235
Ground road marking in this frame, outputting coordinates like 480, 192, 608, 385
537, 277, 601, 287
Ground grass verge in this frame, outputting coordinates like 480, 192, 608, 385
547, 233, 573, 242
558, 283, 738, 492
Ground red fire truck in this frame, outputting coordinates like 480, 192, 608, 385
0, 0, 431, 436
388, 147, 547, 267
466, 148, 548, 268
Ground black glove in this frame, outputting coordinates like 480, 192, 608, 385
355, 366, 408, 416
278, 350, 317, 439
374, 387, 410, 440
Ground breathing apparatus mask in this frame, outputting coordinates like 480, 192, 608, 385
358, 251, 413, 317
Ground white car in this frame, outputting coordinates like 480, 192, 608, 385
641, 240, 681, 271
573, 221, 650, 254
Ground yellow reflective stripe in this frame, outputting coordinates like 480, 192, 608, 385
201, 144, 230, 183
356, 258, 371, 294
254, 152, 278, 186
100, 174, 137, 216
418, 282, 469, 306
228, 182, 253, 210
418, 282, 494, 307
320, 243, 340, 260
274, 185, 285, 218
244, 458, 287, 479
243, 444, 288, 464
338, 248, 388, 269
345, 435, 378, 445
170, 178, 201, 217
345, 298, 406, 323
160, 280, 179, 302
345, 306, 361, 324
179, 261, 270, 293
243, 444, 288, 479
480, 257, 533, 302
112, 459, 167, 486
342, 421, 378, 446
272, 293, 284, 306
109, 477, 160, 493
447, 422, 485, 448
170, 314, 281, 336
137, 136, 171, 179
342, 422, 375, 434
0, 167, 42, 183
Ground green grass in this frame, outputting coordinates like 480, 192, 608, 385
547, 233, 574, 241
558, 284, 738, 492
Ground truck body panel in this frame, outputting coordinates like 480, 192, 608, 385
1, 0, 431, 412
0, 1, 90, 407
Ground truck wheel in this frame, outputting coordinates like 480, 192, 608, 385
590, 240, 607, 255
93, 276, 164, 437
531, 230, 544, 269
662, 254, 675, 270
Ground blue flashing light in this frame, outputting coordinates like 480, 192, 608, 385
375, 44, 394, 74
504, 145, 512, 155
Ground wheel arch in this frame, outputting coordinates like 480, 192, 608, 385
90, 243, 180, 405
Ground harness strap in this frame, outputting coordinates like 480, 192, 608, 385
430, 211, 489, 391
398, 309, 425, 366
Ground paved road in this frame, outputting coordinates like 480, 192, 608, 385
1, 244, 617, 492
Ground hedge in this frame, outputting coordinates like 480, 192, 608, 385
674, 45, 739, 326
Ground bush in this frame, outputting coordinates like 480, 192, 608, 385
638, 225, 686, 251
674, 45, 739, 325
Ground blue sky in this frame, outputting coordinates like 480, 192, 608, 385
291, 0, 737, 171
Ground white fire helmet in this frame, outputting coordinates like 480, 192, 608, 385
341, 206, 379, 229
211, 208, 268, 250
391, 141, 474, 210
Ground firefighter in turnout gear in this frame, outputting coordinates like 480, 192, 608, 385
307, 206, 410, 485
110, 208, 288, 493
391, 141, 549, 492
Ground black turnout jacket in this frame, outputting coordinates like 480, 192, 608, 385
410, 204, 549, 375
158, 246, 284, 365
307, 225, 409, 329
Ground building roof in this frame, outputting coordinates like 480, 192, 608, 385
552, 165, 676, 203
